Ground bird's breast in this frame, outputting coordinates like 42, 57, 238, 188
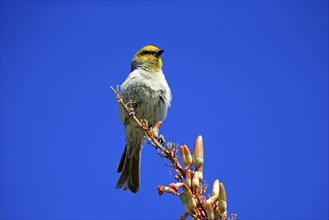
120, 69, 171, 127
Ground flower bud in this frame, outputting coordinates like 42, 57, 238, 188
157, 185, 176, 196
154, 121, 162, 130
169, 182, 184, 193
180, 145, 192, 167
169, 183, 179, 193
179, 193, 193, 215
184, 169, 192, 189
207, 180, 220, 206
197, 165, 203, 181
192, 135, 204, 169
157, 185, 165, 196
179, 146, 187, 166
212, 179, 220, 196
205, 201, 215, 220
192, 171, 200, 190
184, 187, 197, 211
218, 183, 227, 215
218, 200, 227, 213
207, 194, 218, 206
188, 196, 197, 210
218, 183, 226, 202
153, 121, 162, 136
184, 145, 192, 166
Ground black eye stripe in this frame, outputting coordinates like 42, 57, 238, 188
141, 50, 156, 55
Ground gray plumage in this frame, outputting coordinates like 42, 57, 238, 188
116, 61, 171, 193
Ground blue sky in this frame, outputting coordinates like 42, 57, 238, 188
1, 1, 328, 219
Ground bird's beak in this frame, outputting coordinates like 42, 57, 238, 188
157, 50, 165, 56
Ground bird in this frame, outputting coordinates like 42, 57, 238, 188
116, 45, 172, 193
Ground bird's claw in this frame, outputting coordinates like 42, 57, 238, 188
128, 108, 135, 117
140, 119, 149, 130
157, 134, 166, 145
149, 126, 165, 145
126, 100, 137, 117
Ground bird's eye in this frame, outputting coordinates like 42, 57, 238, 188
141, 51, 153, 55
141, 50, 158, 56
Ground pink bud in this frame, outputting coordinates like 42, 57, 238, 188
184, 169, 192, 189
179, 146, 187, 166
183, 187, 196, 211
192, 135, 204, 169
205, 201, 215, 220
154, 121, 162, 130
179, 193, 193, 215
212, 179, 220, 196
218, 183, 227, 215
218, 183, 226, 202
197, 165, 203, 181
152, 121, 162, 138
157, 186, 164, 196
169, 183, 179, 192
184, 145, 192, 166
192, 171, 200, 190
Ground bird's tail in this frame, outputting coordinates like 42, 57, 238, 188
116, 130, 143, 193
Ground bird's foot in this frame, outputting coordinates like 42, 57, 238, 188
126, 100, 137, 117
150, 126, 166, 145
128, 108, 135, 117
157, 134, 166, 145
140, 119, 149, 131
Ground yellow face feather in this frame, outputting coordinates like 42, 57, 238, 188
131, 45, 164, 72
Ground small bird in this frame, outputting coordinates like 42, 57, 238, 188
116, 45, 172, 193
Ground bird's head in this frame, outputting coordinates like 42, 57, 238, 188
131, 45, 164, 72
